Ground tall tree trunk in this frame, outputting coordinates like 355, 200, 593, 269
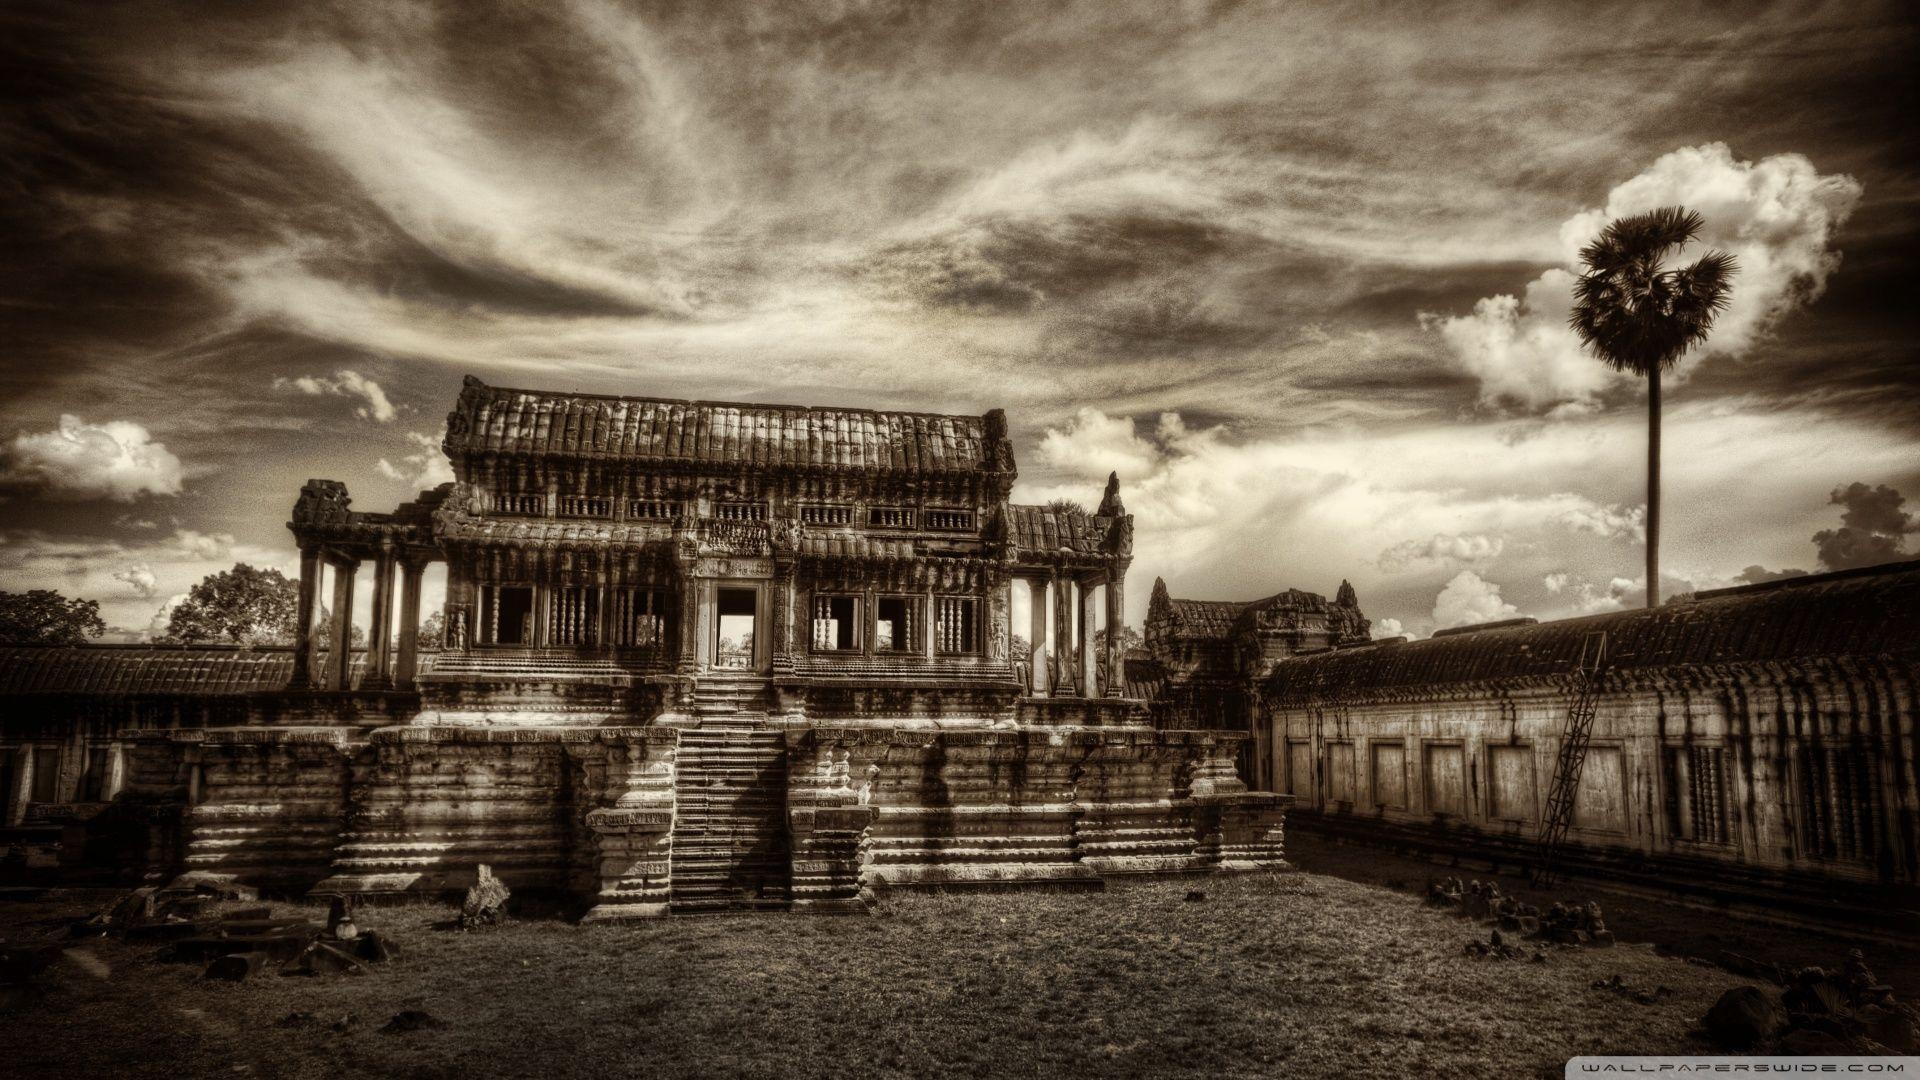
1646, 368, 1661, 608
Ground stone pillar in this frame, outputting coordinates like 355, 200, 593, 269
676, 569, 700, 674
288, 547, 322, 690
1104, 567, 1126, 697
394, 559, 425, 689
770, 563, 795, 675
1051, 574, 1073, 696
1028, 577, 1049, 696
327, 557, 358, 691
1079, 577, 1099, 698
363, 547, 397, 690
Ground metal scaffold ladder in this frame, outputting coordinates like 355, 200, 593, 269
1533, 631, 1608, 887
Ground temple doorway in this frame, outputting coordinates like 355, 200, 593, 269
714, 587, 757, 669
494, 586, 534, 645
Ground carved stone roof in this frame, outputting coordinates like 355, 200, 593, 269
0, 645, 372, 695
1007, 504, 1108, 557
444, 376, 1009, 475
1167, 599, 1247, 638
1263, 560, 1920, 703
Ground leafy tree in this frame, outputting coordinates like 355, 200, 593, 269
418, 609, 445, 650
1569, 206, 1736, 607
162, 564, 300, 644
1045, 498, 1088, 516
0, 589, 106, 645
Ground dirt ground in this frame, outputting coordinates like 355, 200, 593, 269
1283, 829, 1920, 998
0, 870, 1771, 1080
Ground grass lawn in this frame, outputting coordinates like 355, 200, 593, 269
1, 871, 1754, 1080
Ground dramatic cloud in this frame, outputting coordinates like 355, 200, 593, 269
1373, 617, 1414, 641
0, 415, 185, 502
376, 430, 456, 489
111, 563, 157, 598
1813, 481, 1914, 571
1427, 144, 1863, 411
1736, 565, 1809, 585
1432, 571, 1520, 630
273, 370, 397, 422
1, 3, 1915, 639
1378, 533, 1505, 572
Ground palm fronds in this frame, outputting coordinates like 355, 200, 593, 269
1568, 205, 1737, 376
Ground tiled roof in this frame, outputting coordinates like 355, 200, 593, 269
1168, 599, 1247, 638
446, 376, 1003, 473
0, 646, 373, 695
1264, 561, 1920, 702
1007, 504, 1106, 556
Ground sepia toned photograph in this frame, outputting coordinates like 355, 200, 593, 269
0, 2, 1915, 1077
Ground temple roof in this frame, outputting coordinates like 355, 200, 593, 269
1007, 504, 1109, 557
1167, 599, 1248, 638
444, 376, 1008, 474
1263, 560, 1920, 703
0, 645, 374, 696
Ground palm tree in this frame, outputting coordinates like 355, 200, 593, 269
1569, 207, 1736, 608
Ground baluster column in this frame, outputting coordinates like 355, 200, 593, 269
326, 555, 358, 690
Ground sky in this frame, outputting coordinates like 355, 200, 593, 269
1, 0, 1917, 642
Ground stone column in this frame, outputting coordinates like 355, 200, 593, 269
1051, 574, 1073, 695
676, 569, 700, 674
326, 556, 358, 690
363, 547, 397, 690
770, 562, 795, 675
1027, 576, 1049, 696
394, 558, 425, 689
1079, 576, 1099, 698
1104, 566, 1126, 697
288, 546, 322, 690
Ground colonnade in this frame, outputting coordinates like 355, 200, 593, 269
1020, 569, 1125, 698
288, 543, 436, 692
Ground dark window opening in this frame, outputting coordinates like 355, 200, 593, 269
875, 596, 916, 652
489, 586, 535, 645
812, 595, 859, 651
31, 747, 60, 803
79, 748, 110, 802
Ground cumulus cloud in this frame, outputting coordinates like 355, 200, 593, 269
146, 593, 189, 640
1813, 481, 1914, 571
1373, 617, 1417, 641
1736, 565, 1809, 585
170, 529, 235, 561
1556, 503, 1645, 543
112, 564, 158, 598
1377, 533, 1504, 572
273, 369, 396, 422
1426, 143, 1863, 411
1432, 571, 1521, 630
1543, 572, 1569, 594
0, 415, 185, 502
376, 430, 456, 488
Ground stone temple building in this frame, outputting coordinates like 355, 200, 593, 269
0, 377, 1286, 916
3, 376, 1914, 927
1140, 563, 1919, 929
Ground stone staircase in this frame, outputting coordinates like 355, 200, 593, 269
669, 703, 791, 913
689, 671, 772, 717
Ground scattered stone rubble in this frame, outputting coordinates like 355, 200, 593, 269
1428, 877, 1614, 956
458, 864, 511, 931
66, 882, 399, 983
1702, 950, 1916, 1055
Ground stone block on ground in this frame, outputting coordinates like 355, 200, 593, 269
204, 951, 269, 982
1704, 986, 1787, 1050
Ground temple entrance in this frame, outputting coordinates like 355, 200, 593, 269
493, 586, 534, 645
714, 587, 758, 669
